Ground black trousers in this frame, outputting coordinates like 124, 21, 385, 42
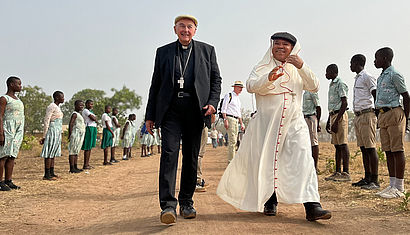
159, 96, 204, 210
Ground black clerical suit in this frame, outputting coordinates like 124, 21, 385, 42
145, 40, 221, 210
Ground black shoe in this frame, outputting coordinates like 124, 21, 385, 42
179, 205, 196, 219
306, 207, 332, 221
0, 181, 11, 191
263, 204, 277, 216
361, 182, 380, 190
110, 159, 120, 163
74, 165, 83, 172
352, 178, 369, 187
69, 168, 82, 173
103, 162, 113, 165
160, 207, 177, 224
4, 180, 20, 189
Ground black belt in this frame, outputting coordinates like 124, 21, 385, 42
378, 106, 400, 114
304, 114, 316, 118
354, 108, 374, 116
226, 114, 239, 119
329, 110, 339, 116
176, 91, 191, 98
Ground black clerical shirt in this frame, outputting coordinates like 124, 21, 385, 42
174, 41, 195, 93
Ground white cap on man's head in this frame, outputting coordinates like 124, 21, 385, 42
174, 15, 198, 26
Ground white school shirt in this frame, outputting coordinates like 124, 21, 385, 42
82, 109, 97, 127
221, 91, 242, 118
353, 70, 377, 112
101, 113, 112, 128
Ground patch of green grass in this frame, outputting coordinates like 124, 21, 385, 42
377, 147, 386, 162
399, 192, 410, 211
326, 158, 335, 173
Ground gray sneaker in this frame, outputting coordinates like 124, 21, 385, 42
334, 172, 351, 182
361, 182, 380, 190
325, 172, 341, 181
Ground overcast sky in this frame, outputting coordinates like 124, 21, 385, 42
1, 0, 409, 122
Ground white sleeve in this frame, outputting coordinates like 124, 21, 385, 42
246, 70, 275, 94
367, 75, 377, 92
300, 63, 319, 92
82, 109, 90, 119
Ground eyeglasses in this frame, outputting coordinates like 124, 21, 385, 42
176, 23, 196, 30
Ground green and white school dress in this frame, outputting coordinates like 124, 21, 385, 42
0, 95, 24, 158
41, 103, 63, 158
68, 111, 85, 155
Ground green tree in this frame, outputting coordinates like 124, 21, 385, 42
19, 86, 53, 134
61, 89, 106, 124
62, 86, 142, 125
107, 86, 142, 124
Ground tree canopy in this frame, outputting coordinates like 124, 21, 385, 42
61, 89, 107, 124
61, 86, 142, 125
19, 86, 53, 134
18, 85, 142, 133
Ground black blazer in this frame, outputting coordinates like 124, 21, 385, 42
145, 40, 222, 128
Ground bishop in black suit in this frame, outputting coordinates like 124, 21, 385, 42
145, 15, 221, 224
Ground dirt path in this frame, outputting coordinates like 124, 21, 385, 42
1, 143, 409, 234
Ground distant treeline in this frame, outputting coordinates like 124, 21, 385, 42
19, 85, 142, 134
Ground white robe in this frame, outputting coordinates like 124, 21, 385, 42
217, 39, 320, 212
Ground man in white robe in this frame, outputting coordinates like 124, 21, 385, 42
217, 32, 331, 221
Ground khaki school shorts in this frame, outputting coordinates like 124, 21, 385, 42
378, 107, 406, 152
354, 111, 377, 148
304, 115, 319, 146
330, 112, 348, 145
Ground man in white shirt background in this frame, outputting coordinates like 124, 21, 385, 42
221, 81, 245, 163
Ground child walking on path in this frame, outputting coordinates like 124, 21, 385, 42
101, 105, 115, 165
111, 107, 121, 162
0, 76, 24, 191
40, 91, 64, 180
68, 100, 85, 173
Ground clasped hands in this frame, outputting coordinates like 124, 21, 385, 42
268, 55, 304, 81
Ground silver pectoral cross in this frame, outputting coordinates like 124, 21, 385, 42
178, 77, 184, 89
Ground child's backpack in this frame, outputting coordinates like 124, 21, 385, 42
217, 92, 232, 119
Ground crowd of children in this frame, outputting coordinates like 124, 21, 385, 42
0, 77, 154, 190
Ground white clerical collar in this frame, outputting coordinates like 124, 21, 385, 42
179, 40, 193, 50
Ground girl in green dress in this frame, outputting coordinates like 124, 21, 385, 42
40, 91, 64, 180
0, 76, 24, 191
68, 100, 85, 173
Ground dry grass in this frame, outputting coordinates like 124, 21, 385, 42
0, 140, 409, 234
